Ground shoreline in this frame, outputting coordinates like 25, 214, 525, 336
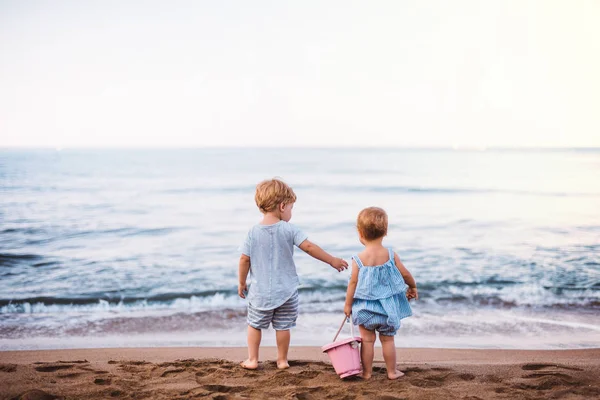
2, 346, 600, 365
1, 347, 599, 399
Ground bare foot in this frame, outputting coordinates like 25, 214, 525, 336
240, 359, 258, 370
387, 369, 405, 380
276, 360, 290, 369
359, 372, 372, 380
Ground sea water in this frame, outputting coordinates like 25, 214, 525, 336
1, 148, 598, 349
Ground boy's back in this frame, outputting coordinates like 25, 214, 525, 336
238, 178, 347, 370
241, 220, 308, 310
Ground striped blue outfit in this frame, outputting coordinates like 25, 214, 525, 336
240, 221, 308, 330
351, 248, 412, 336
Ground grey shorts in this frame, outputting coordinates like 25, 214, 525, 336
247, 291, 299, 330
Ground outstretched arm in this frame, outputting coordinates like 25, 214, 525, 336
394, 252, 418, 300
238, 254, 251, 298
298, 240, 348, 271
344, 260, 359, 316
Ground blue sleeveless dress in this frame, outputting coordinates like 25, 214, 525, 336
351, 248, 412, 336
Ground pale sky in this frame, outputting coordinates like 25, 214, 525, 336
1, 0, 599, 148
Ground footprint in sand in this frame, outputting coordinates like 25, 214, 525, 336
482, 374, 503, 383
403, 367, 425, 374
201, 384, 247, 394
108, 360, 149, 366
160, 367, 186, 377
195, 367, 218, 378
516, 363, 583, 390
118, 364, 146, 373
57, 360, 88, 364
296, 370, 321, 379
196, 365, 245, 380
523, 372, 574, 379
521, 363, 582, 372
408, 371, 453, 389
410, 378, 444, 388
0, 363, 17, 372
289, 361, 330, 370
15, 389, 63, 400
94, 377, 112, 385
237, 370, 259, 378
34, 364, 74, 373
292, 389, 341, 400
293, 392, 314, 400
292, 387, 321, 399
458, 373, 476, 381
513, 375, 578, 390
76, 366, 109, 374
55, 372, 84, 379
268, 371, 303, 386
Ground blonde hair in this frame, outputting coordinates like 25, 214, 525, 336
255, 178, 297, 213
357, 207, 388, 240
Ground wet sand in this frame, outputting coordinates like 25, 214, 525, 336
1, 347, 599, 399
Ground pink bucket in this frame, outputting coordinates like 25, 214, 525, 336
321, 316, 362, 378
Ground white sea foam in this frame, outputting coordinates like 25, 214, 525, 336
0, 294, 246, 315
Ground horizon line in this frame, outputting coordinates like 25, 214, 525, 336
1, 145, 599, 151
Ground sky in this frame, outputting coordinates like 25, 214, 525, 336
1, 0, 599, 148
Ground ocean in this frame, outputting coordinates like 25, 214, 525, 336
0, 148, 599, 350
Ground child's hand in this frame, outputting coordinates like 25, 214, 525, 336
344, 303, 352, 317
406, 287, 418, 301
330, 257, 348, 272
238, 283, 248, 299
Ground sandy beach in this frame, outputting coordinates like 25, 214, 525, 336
1, 347, 599, 399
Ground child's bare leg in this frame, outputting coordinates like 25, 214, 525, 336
241, 325, 261, 369
275, 329, 290, 369
379, 334, 404, 379
359, 325, 376, 379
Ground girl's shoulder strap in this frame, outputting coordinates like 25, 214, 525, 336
388, 248, 396, 266
351, 255, 365, 269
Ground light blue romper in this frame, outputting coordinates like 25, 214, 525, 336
351, 248, 412, 336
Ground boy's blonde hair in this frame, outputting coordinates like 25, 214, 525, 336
357, 207, 388, 240
255, 178, 297, 213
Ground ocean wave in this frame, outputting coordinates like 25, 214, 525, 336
433, 295, 600, 309
2, 284, 599, 315
0, 286, 348, 309
0, 253, 43, 267
0, 292, 245, 315
416, 278, 522, 290
110, 227, 189, 237
0, 290, 234, 308
20, 226, 190, 246
0, 227, 48, 237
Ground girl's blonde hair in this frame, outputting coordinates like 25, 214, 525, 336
357, 207, 388, 240
255, 178, 297, 213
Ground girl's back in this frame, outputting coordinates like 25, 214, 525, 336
356, 245, 394, 267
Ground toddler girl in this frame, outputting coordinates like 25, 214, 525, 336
344, 207, 418, 379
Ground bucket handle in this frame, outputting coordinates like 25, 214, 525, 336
332, 315, 355, 342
